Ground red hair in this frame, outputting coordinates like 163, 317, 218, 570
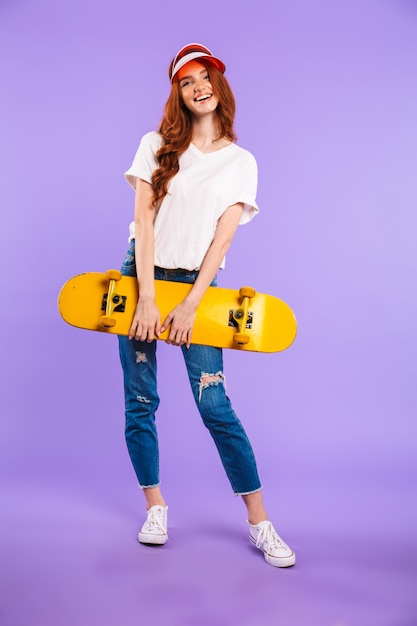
151, 61, 237, 206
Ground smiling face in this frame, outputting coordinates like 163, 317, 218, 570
177, 60, 219, 117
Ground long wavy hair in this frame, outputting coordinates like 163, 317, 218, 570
151, 60, 237, 206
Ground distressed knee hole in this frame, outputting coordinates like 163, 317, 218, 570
136, 395, 151, 404
198, 371, 225, 401
136, 351, 148, 364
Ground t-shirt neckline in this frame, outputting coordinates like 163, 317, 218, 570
189, 141, 235, 157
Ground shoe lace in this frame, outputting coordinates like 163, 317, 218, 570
146, 507, 166, 532
256, 522, 286, 551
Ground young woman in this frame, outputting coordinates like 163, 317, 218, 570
118, 43, 295, 568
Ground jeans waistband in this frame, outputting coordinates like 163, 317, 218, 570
154, 266, 195, 276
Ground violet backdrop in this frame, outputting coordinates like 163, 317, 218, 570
1, 0, 416, 625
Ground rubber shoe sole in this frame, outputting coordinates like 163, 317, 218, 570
138, 531, 168, 545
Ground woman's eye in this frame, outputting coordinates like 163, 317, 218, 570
181, 80, 191, 87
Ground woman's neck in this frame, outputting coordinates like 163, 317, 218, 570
191, 115, 230, 153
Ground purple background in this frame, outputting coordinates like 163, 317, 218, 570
1, 0, 416, 624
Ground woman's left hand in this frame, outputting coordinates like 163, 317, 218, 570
161, 301, 196, 348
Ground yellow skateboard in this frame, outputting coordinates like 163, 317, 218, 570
58, 270, 297, 353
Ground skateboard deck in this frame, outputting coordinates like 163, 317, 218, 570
58, 270, 297, 353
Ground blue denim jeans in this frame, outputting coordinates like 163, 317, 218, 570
118, 240, 261, 495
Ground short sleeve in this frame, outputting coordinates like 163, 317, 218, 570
124, 131, 162, 190
231, 151, 260, 225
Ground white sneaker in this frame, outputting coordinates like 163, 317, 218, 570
138, 505, 168, 545
249, 520, 295, 567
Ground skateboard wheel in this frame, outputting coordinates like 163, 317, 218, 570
239, 286, 256, 299
105, 270, 122, 281
100, 315, 117, 328
233, 332, 250, 345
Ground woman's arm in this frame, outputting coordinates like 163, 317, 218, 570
128, 178, 161, 342
162, 202, 244, 347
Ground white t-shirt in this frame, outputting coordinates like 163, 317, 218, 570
124, 131, 259, 270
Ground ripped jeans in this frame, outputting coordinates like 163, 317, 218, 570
117, 240, 262, 495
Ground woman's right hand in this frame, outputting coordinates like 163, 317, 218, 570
128, 297, 161, 342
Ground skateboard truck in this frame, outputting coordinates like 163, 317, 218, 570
231, 286, 256, 345
100, 270, 124, 328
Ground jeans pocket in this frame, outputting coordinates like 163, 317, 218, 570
121, 242, 136, 277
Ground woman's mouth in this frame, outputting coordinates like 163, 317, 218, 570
194, 94, 212, 102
